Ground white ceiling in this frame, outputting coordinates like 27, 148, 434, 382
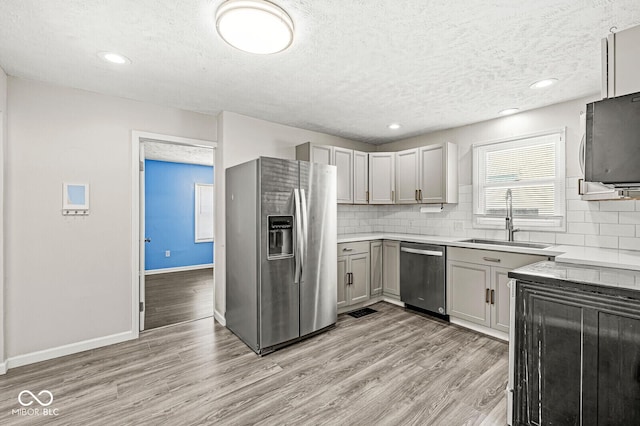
0, 1, 639, 144
144, 141, 213, 166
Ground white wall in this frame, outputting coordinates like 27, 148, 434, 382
214, 111, 366, 320
0, 66, 7, 370
339, 95, 640, 251
5, 78, 216, 360
379, 95, 596, 183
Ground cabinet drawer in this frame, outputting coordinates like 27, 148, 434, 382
447, 247, 547, 270
338, 241, 370, 255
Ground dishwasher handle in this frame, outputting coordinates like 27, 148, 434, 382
400, 247, 443, 257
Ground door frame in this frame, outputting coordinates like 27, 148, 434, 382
131, 131, 217, 335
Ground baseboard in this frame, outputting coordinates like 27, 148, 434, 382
0, 360, 6, 375
338, 297, 405, 315
145, 263, 214, 275
449, 317, 509, 341
213, 309, 226, 326
382, 296, 405, 307
5, 330, 137, 371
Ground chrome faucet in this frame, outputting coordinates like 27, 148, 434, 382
505, 189, 520, 241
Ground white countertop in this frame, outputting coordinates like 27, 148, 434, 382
337, 233, 640, 271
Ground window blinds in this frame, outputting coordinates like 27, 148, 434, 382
475, 132, 563, 219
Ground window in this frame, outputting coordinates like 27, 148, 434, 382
195, 183, 214, 243
473, 129, 566, 230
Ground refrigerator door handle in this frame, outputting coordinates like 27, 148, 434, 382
293, 189, 303, 284
300, 188, 309, 278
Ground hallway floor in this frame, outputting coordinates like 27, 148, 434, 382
145, 267, 214, 329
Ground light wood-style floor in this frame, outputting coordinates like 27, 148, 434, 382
0, 303, 508, 425
144, 268, 214, 330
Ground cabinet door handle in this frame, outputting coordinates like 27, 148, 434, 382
486, 288, 490, 304
490, 289, 495, 305
349, 272, 353, 285
366, 191, 369, 202
482, 257, 502, 263
415, 189, 418, 201
343, 248, 353, 252
419, 189, 422, 200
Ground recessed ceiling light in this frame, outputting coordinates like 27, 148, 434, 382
388, 123, 401, 130
530, 78, 558, 89
215, 0, 294, 55
98, 52, 130, 64
498, 108, 519, 116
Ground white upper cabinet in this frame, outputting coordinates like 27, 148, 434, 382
394, 142, 458, 205
418, 142, 458, 204
310, 144, 333, 165
368, 152, 395, 204
333, 147, 354, 204
603, 24, 640, 98
353, 150, 369, 204
395, 148, 420, 204
297, 141, 457, 205
296, 142, 365, 205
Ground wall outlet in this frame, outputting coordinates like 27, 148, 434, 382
165, 250, 171, 257
453, 221, 464, 231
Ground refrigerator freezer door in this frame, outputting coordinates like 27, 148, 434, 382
299, 161, 338, 336
259, 158, 300, 349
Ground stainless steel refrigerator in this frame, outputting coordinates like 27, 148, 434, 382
225, 157, 337, 355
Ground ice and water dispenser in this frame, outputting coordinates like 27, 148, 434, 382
267, 216, 294, 259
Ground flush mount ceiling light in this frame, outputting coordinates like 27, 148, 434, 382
530, 78, 558, 89
98, 51, 131, 64
499, 108, 520, 116
388, 123, 401, 130
215, 0, 294, 54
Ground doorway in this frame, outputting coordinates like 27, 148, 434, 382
132, 132, 217, 333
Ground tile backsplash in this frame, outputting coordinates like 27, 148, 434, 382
337, 177, 640, 251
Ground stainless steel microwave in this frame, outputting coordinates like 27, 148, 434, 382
585, 91, 640, 186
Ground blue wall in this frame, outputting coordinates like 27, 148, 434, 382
145, 160, 214, 271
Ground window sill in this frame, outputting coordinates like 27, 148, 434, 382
473, 215, 566, 232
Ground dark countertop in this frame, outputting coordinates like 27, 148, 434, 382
509, 260, 640, 294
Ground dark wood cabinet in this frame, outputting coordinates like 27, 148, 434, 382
514, 280, 640, 426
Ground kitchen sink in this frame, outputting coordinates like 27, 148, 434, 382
460, 238, 552, 249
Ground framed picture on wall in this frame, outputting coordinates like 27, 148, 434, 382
63, 183, 90, 211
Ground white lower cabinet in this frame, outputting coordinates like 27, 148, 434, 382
382, 240, 400, 299
447, 247, 547, 335
337, 242, 370, 308
447, 260, 492, 327
370, 241, 383, 297
491, 267, 512, 333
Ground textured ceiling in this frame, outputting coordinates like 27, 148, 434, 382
0, 1, 639, 144
144, 141, 213, 166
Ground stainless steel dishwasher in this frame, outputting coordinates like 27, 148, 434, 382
399, 242, 447, 318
